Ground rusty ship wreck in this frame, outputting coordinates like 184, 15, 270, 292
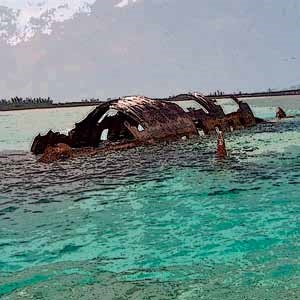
31, 93, 262, 163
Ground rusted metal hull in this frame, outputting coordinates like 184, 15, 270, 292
31, 94, 261, 162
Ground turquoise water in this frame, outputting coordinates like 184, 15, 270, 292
0, 98, 300, 299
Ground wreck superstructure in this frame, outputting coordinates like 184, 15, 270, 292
31, 94, 260, 160
163, 93, 257, 134
69, 96, 198, 148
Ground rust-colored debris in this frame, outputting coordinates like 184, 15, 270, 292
276, 107, 287, 119
31, 94, 261, 163
38, 141, 143, 163
275, 106, 295, 120
39, 143, 73, 163
216, 130, 227, 159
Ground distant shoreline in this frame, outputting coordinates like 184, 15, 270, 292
0, 102, 100, 112
207, 88, 300, 99
1, 89, 300, 112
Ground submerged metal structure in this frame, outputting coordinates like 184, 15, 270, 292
31, 94, 260, 162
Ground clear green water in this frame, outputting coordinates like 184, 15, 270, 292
0, 98, 300, 299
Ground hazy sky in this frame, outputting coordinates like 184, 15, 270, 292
0, 0, 299, 99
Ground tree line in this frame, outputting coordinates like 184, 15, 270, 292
0, 97, 54, 106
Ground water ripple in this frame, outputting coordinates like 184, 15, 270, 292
0, 118, 300, 298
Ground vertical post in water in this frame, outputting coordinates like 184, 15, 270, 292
216, 129, 227, 159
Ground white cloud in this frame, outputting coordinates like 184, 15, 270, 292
0, 0, 143, 44
0, 0, 97, 44
115, 0, 139, 8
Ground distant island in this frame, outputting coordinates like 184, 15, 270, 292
1, 89, 300, 111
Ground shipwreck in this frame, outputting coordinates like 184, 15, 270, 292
31, 93, 262, 162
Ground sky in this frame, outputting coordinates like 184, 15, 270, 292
0, 0, 299, 100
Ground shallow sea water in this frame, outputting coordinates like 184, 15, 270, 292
0, 97, 300, 299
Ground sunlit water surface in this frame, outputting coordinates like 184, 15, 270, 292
0, 97, 300, 299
